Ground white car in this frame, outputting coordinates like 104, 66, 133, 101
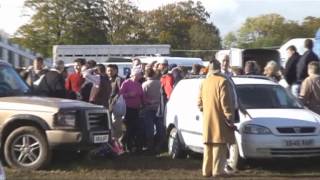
166, 76, 320, 167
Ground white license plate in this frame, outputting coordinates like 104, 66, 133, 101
94, 135, 109, 143
284, 139, 314, 147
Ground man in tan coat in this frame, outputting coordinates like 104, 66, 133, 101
299, 61, 320, 115
198, 59, 236, 177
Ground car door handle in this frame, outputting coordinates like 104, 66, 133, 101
196, 115, 200, 121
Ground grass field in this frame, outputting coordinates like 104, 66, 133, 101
5, 152, 320, 180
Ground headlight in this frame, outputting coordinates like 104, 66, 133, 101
54, 110, 77, 129
243, 124, 272, 134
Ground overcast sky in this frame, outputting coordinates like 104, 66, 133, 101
1, 0, 320, 37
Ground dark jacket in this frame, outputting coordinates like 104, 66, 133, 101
37, 70, 66, 98
284, 52, 300, 85
89, 75, 111, 108
80, 82, 93, 102
296, 50, 319, 82
23, 68, 48, 89
108, 76, 123, 111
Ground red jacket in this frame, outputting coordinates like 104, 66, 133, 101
160, 74, 174, 99
65, 72, 84, 93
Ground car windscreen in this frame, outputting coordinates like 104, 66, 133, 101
236, 84, 302, 109
0, 65, 30, 96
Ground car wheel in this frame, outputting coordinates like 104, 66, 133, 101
168, 128, 186, 159
4, 126, 51, 170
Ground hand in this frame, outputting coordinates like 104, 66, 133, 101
225, 119, 238, 132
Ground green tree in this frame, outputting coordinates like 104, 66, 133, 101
12, 0, 109, 57
223, 32, 237, 48
143, 0, 221, 51
233, 13, 306, 48
302, 16, 320, 37
104, 0, 147, 44
237, 14, 286, 48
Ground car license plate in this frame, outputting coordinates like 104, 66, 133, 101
284, 139, 314, 147
94, 135, 109, 143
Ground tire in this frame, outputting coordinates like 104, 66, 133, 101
168, 128, 186, 159
4, 126, 51, 170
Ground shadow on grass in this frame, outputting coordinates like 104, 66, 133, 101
48, 150, 320, 177
49, 151, 202, 171
241, 157, 320, 175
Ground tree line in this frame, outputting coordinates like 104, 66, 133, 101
223, 14, 320, 49
11, 0, 320, 59
12, 0, 221, 58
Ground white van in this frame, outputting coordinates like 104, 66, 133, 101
139, 56, 203, 70
166, 76, 320, 169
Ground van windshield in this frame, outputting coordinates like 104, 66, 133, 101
0, 65, 30, 97
236, 85, 302, 109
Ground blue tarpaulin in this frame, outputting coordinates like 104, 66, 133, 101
314, 28, 320, 58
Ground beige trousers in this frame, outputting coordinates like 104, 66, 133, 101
202, 143, 227, 177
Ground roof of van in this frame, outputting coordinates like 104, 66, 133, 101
139, 56, 203, 66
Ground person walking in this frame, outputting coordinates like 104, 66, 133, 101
296, 39, 319, 95
24, 57, 48, 92
220, 55, 233, 78
157, 59, 174, 119
284, 45, 301, 96
263, 60, 281, 82
244, 60, 260, 75
65, 58, 85, 99
120, 67, 144, 153
299, 61, 320, 115
198, 59, 236, 177
82, 64, 111, 108
106, 64, 125, 145
142, 68, 162, 154
37, 60, 66, 98
80, 59, 97, 102
284, 46, 300, 85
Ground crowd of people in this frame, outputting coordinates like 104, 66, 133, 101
19, 56, 187, 155
16, 38, 320, 177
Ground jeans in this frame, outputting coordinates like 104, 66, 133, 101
123, 107, 143, 152
143, 108, 165, 152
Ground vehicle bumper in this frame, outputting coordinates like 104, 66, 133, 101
240, 134, 320, 158
46, 130, 111, 150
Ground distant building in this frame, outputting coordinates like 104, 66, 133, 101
0, 30, 39, 67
